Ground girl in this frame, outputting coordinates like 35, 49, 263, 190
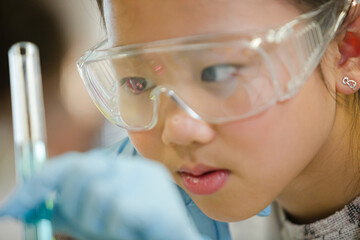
1, 0, 360, 239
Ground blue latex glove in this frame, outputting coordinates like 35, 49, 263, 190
0, 148, 206, 240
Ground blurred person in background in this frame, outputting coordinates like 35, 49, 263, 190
0, 0, 104, 238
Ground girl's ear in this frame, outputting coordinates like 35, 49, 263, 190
338, 16, 360, 66
337, 16, 360, 95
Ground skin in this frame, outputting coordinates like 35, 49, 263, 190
103, 0, 360, 224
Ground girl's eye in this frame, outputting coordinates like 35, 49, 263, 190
121, 77, 156, 95
201, 64, 243, 82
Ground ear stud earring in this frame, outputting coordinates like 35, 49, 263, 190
342, 77, 357, 91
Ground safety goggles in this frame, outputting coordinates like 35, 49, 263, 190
77, 0, 351, 131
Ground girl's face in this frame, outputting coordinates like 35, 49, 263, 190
104, 0, 340, 221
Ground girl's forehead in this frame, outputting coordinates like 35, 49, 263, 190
104, 0, 302, 46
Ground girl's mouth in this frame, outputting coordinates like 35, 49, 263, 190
178, 167, 230, 195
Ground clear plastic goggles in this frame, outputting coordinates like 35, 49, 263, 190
77, 0, 351, 131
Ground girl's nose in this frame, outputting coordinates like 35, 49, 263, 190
161, 110, 216, 146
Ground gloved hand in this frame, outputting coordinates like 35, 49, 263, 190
0, 148, 205, 240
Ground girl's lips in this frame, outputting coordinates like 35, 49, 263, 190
178, 169, 230, 195
178, 164, 222, 176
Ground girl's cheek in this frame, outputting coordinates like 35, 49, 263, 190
128, 129, 164, 160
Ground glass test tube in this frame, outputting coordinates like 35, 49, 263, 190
8, 42, 54, 240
